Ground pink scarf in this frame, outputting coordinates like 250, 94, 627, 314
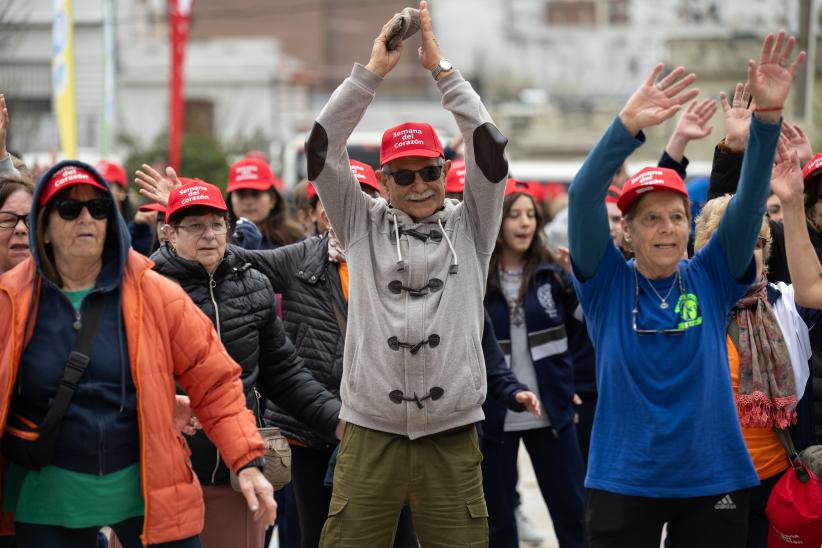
732, 278, 797, 429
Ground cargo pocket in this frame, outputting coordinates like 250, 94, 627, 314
464, 495, 489, 546
321, 494, 349, 545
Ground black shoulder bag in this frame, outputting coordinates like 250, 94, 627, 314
2, 294, 106, 471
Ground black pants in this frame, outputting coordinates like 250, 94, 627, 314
482, 425, 586, 548
268, 483, 301, 548
587, 488, 751, 548
746, 472, 782, 548
291, 444, 418, 548
14, 516, 201, 548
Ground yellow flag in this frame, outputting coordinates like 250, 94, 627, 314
53, 0, 77, 159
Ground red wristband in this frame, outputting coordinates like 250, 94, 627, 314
755, 106, 783, 112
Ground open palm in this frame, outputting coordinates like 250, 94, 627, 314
720, 83, 754, 149
675, 98, 717, 140
770, 139, 803, 206
619, 64, 699, 135
135, 164, 182, 206
748, 32, 806, 109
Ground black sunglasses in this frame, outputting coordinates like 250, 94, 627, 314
388, 165, 443, 186
53, 198, 113, 221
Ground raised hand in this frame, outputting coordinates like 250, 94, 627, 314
364, 11, 406, 77
719, 82, 754, 152
780, 122, 812, 166
747, 31, 806, 123
0, 95, 9, 159
418, 1, 445, 73
770, 137, 804, 208
619, 64, 700, 136
665, 97, 717, 162
135, 164, 182, 206
674, 98, 717, 140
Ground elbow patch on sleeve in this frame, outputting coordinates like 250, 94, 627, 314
305, 122, 329, 181
472, 123, 509, 183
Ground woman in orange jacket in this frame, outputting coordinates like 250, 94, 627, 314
0, 160, 275, 547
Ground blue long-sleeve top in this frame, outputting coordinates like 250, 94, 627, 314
568, 115, 781, 282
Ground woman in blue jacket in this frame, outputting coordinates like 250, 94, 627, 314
483, 184, 586, 548
567, 33, 804, 547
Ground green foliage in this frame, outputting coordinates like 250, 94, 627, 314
122, 131, 230, 193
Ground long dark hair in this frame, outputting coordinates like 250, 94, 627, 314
227, 188, 304, 247
486, 192, 556, 303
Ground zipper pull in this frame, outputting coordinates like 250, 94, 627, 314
254, 388, 262, 424
73, 310, 82, 331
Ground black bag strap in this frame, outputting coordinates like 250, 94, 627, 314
37, 294, 107, 433
774, 428, 811, 484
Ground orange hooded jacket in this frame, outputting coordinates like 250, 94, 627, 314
0, 250, 264, 545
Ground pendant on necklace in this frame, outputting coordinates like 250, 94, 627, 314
660, 302, 669, 309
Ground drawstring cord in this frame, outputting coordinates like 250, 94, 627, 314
438, 218, 459, 275
392, 213, 406, 271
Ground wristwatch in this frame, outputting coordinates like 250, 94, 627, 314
431, 58, 453, 80
237, 456, 266, 474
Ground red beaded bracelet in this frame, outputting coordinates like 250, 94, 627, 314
755, 106, 784, 112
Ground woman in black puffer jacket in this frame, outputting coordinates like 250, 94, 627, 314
150, 181, 341, 548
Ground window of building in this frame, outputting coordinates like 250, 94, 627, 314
545, 1, 596, 25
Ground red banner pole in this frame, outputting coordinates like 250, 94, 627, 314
168, 0, 192, 171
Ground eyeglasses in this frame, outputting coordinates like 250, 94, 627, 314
54, 198, 113, 221
632, 266, 687, 336
174, 222, 228, 236
0, 212, 29, 229
388, 165, 443, 186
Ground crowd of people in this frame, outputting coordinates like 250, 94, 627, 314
0, 2, 820, 547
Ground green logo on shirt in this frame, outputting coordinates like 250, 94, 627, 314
674, 293, 702, 329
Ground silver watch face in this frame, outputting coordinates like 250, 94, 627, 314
439, 59, 452, 71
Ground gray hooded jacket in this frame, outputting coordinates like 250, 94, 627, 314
306, 63, 508, 438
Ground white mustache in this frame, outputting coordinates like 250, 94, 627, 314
407, 190, 435, 200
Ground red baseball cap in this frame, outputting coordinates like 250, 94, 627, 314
39, 165, 110, 206
138, 202, 166, 214
380, 122, 444, 166
308, 160, 382, 202
504, 178, 534, 197
445, 160, 466, 193
802, 153, 822, 186
605, 185, 622, 205
306, 181, 318, 202
616, 167, 687, 214
227, 157, 282, 193
95, 160, 128, 188
349, 159, 380, 194
166, 181, 228, 222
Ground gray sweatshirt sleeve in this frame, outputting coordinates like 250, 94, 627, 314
305, 63, 383, 249
0, 155, 21, 179
438, 71, 508, 254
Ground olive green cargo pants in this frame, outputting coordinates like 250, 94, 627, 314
319, 423, 489, 548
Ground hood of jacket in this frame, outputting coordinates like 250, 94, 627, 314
29, 160, 130, 291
